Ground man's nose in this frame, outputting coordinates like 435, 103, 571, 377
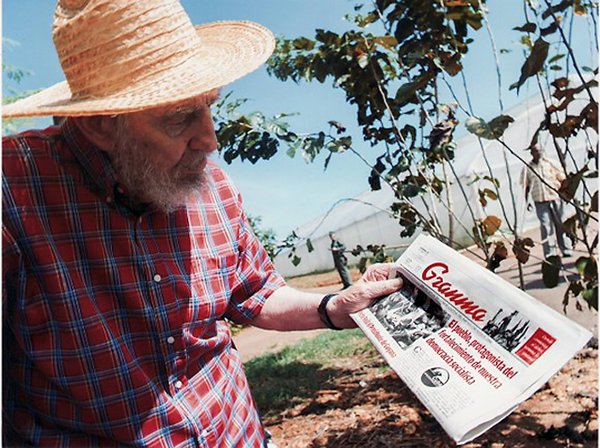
188, 111, 218, 154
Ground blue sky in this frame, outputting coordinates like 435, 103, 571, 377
3, 1, 596, 237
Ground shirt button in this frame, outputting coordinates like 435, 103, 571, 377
106, 196, 113, 204
166, 336, 175, 344
153, 274, 162, 283
174, 380, 183, 389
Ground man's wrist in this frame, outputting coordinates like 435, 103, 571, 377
318, 294, 343, 330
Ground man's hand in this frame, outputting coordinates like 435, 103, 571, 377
327, 263, 402, 329
252, 264, 402, 332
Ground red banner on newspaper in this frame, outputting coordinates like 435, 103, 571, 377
515, 328, 556, 365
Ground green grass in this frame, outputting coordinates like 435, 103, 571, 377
244, 329, 384, 417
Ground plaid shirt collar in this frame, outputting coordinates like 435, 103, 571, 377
61, 118, 118, 201
61, 118, 150, 215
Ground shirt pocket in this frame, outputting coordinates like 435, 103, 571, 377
189, 253, 239, 322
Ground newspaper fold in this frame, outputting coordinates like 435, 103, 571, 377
352, 234, 592, 445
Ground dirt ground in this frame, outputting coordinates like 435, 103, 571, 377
264, 346, 597, 448
236, 266, 599, 447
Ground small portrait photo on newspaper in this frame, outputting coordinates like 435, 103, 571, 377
482, 308, 533, 353
369, 275, 451, 350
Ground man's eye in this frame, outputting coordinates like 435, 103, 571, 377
165, 123, 186, 136
170, 118, 188, 127
164, 115, 193, 136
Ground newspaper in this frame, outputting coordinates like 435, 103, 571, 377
352, 234, 593, 445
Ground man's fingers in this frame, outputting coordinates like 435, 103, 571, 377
328, 264, 402, 329
359, 262, 398, 283
359, 277, 403, 299
330, 277, 403, 328
341, 277, 403, 306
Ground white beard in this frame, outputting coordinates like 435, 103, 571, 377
110, 119, 208, 213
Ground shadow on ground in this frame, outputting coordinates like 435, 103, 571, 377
245, 355, 351, 418
257, 348, 597, 448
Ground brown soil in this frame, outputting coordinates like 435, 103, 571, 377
264, 347, 598, 447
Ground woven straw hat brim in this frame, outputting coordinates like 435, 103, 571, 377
2, 21, 275, 118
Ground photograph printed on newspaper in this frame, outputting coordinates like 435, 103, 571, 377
352, 233, 592, 445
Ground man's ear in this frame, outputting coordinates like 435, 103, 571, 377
72, 115, 119, 153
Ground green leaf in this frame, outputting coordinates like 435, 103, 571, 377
582, 285, 598, 311
513, 22, 537, 33
575, 256, 597, 281
542, 256, 561, 288
519, 35, 533, 48
511, 38, 550, 93
548, 54, 565, 63
483, 175, 500, 188
286, 142, 298, 159
465, 116, 489, 137
356, 11, 378, 27
338, 136, 352, 148
465, 115, 514, 140
291, 255, 302, 267
487, 115, 514, 138
398, 182, 422, 198
395, 81, 420, 106
293, 37, 316, 51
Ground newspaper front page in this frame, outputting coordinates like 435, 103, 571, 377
352, 234, 592, 445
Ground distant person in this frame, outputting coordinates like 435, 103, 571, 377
522, 143, 573, 258
2, 1, 403, 446
329, 231, 353, 288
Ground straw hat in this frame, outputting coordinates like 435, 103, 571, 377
2, 0, 275, 118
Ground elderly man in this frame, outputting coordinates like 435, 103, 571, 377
522, 143, 573, 258
2, 1, 401, 446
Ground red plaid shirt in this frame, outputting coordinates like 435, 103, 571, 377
2, 120, 285, 447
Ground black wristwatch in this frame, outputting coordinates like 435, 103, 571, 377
318, 293, 343, 330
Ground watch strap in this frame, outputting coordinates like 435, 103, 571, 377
318, 293, 343, 330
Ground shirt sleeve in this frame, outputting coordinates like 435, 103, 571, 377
224, 200, 286, 325
2, 225, 23, 320
520, 166, 529, 188
548, 159, 565, 182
